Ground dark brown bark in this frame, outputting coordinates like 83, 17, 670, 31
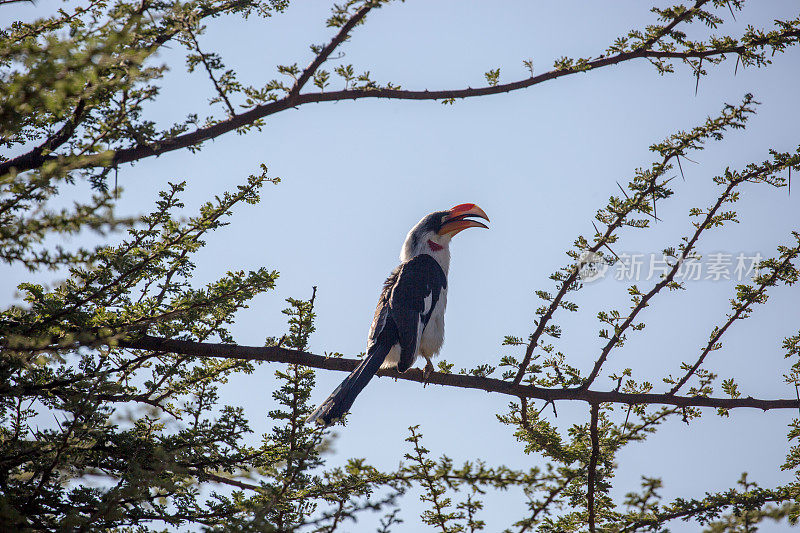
587, 403, 599, 533
5, 0, 797, 176
121, 334, 800, 411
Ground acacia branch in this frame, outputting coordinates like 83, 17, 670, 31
508, 91, 756, 385
584, 158, 796, 389
516, 479, 571, 533
0, 98, 86, 175
0, 0, 253, 176
288, 3, 374, 98
513, 145, 680, 385
185, 26, 235, 116
105, 43, 761, 166
120, 334, 800, 411
582, 176, 742, 389
195, 470, 263, 492
669, 245, 800, 395
618, 493, 789, 532
8, 2, 798, 175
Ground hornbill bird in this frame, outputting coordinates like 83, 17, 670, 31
307, 204, 489, 427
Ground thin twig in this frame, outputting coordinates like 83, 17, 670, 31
695, 57, 702, 95
289, 4, 374, 98
185, 25, 236, 116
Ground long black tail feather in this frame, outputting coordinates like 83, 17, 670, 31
306, 339, 393, 427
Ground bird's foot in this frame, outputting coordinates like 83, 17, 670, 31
423, 360, 434, 387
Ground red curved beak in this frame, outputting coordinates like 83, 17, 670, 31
437, 203, 490, 236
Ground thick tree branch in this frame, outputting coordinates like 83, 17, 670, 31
104, 42, 775, 166
0, 98, 86, 175
8, 5, 798, 175
120, 334, 800, 411
196, 470, 263, 492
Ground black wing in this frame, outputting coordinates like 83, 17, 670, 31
307, 255, 446, 426
368, 253, 446, 373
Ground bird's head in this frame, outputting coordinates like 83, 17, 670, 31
400, 203, 489, 264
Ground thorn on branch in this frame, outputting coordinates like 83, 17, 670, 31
590, 220, 620, 257
553, 365, 566, 388
594, 228, 621, 262
652, 188, 658, 223
727, 1, 736, 21
695, 57, 702, 96
536, 399, 558, 419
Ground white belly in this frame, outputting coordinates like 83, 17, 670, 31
380, 343, 402, 369
420, 288, 447, 358
378, 288, 448, 370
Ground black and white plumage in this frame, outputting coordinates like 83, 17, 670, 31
307, 204, 489, 427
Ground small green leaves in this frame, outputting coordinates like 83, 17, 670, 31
313, 69, 330, 90
459, 364, 496, 378
784, 331, 800, 359
4, 2, 800, 531
335, 63, 355, 84
553, 56, 574, 70
503, 335, 525, 346
484, 68, 500, 87
277, 62, 300, 80
437, 360, 455, 373
721, 378, 741, 399
405, 426, 464, 533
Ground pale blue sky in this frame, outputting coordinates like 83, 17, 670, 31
3, 1, 800, 530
